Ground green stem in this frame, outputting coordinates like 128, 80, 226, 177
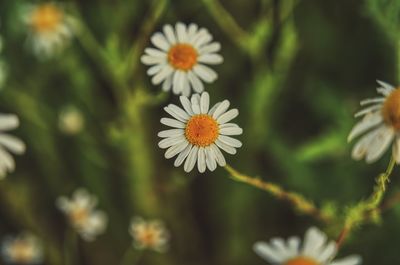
119, 247, 143, 265
224, 165, 332, 223
64, 228, 78, 265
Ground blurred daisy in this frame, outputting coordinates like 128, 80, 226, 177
129, 217, 169, 252
158, 92, 243, 173
348, 80, 400, 163
58, 106, 85, 135
1, 233, 43, 264
254, 227, 361, 265
22, 3, 72, 58
56, 188, 108, 241
141, 22, 223, 96
0, 114, 26, 179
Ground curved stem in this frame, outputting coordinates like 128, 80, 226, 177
224, 165, 331, 223
64, 228, 78, 265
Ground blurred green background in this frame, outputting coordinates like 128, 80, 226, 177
0, 0, 399, 264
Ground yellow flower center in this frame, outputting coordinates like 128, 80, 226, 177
30, 4, 64, 33
185, 114, 219, 147
138, 229, 158, 247
70, 208, 89, 226
168, 44, 198, 71
285, 257, 320, 265
10, 241, 34, 263
382, 88, 400, 130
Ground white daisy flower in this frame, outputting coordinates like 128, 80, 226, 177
158, 92, 243, 173
56, 188, 108, 241
254, 227, 362, 265
141, 22, 223, 96
0, 114, 26, 179
1, 233, 43, 264
22, 3, 73, 58
58, 106, 85, 135
347, 80, 400, 163
129, 217, 169, 252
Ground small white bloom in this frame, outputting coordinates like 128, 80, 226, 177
129, 217, 169, 252
0, 114, 26, 179
22, 3, 73, 58
1, 233, 43, 264
141, 22, 223, 96
348, 80, 400, 163
158, 92, 243, 173
56, 188, 108, 241
58, 106, 85, 135
254, 227, 361, 265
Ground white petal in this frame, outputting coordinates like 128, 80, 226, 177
218, 135, 242, 148
167, 104, 190, 121
172, 70, 185, 95
162, 75, 172, 91
0, 134, 26, 154
193, 64, 217, 83
212, 100, 230, 119
360, 97, 385, 106
174, 144, 192, 167
365, 126, 394, 163
347, 112, 382, 142
301, 227, 327, 258
200, 92, 210, 114
208, 102, 221, 116
165, 140, 189, 159
205, 146, 217, 171
163, 24, 177, 45
187, 71, 204, 93
287, 237, 301, 257
217, 109, 239, 124
317, 241, 337, 262
160, 118, 185, 128
354, 104, 381, 118
215, 139, 236, 154
351, 127, 382, 160
147, 64, 164, 75
0, 147, 15, 173
193, 32, 212, 48
187, 23, 198, 41
158, 129, 184, 138
158, 135, 185, 149
175, 22, 188, 43
197, 147, 206, 173
198, 54, 223, 64
181, 73, 191, 97
376, 80, 395, 96
191, 94, 201, 114
145, 48, 167, 58
330, 255, 362, 265
0, 114, 19, 131
151, 32, 170, 51
219, 126, 243, 136
180, 96, 194, 115
253, 242, 287, 263
184, 145, 198, 172
152, 65, 174, 85
141, 55, 166, 65
270, 238, 292, 260
210, 144, 226, 166
199, 42, 221, 54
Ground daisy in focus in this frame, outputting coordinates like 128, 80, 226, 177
129, 217, 169, 252
158, 92, 243, 173
56, 188, 108, 241
1, 233, 43, 264
254, 227, 361, 265
348, 80, 400, 163
22, 3, 73, 58
141, 22, 223, 96
0, 114, 26, 179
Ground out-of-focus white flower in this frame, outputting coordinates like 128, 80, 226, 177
348, 80, 400, 163
22, 3, 73, 58
158, 91, 243, 173
141, 22, 223, 96
254, 227, 361, 265
0, 60, 7, 89
0, 114, 26, 179
57, 188, 108, 241
1, 233, 43, 264
58, 106, 84, 135
129, 217, 169, 252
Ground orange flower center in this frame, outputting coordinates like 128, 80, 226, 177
285, 257, 320, 265
185, 114, 219, 147
138, 229, 158, 247
70, 208, 89, 226
382, 88, 400, 130
168, 44, 198, 71
30, 4, 64, 33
